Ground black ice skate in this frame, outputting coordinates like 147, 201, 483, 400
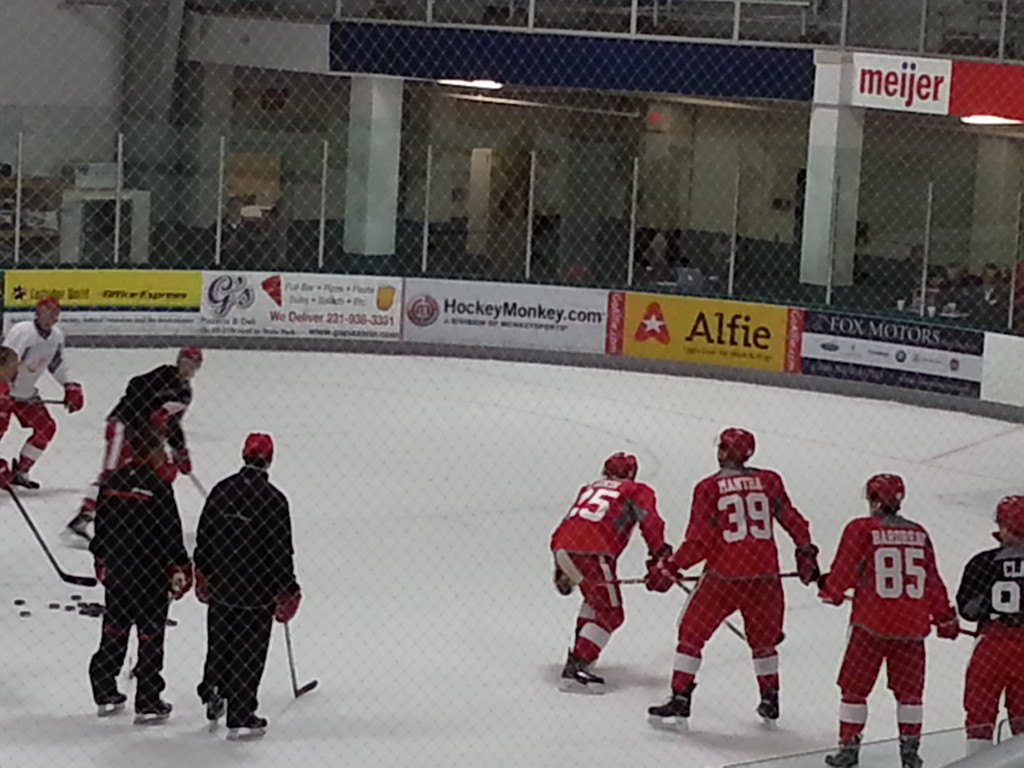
824, 734, 862, 767
899, 735, 923, 768
134, 699, 172, 725
205, 689, 226, 727
96, 692, 127, 717
558, 651, 605, 695
757, 686, 780, 729
12, 466, 39, 490
226, 715, 268, 741
647, 682, 697, 732
65, 512, 92, 544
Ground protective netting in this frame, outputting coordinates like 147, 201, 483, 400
3, 2, 1024, 768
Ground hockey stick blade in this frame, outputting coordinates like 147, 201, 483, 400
7, 489, 97, 587
284, 622, 318, 699
294, 679, 319, 698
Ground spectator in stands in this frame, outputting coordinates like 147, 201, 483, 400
640, 231, 677, 286
945, 262, 982, 290
958, 263, 1009, 328
904, 268, 948, 316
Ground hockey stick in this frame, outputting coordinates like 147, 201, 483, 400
186, 473, 208, 498
7, 488, 97, 587
674, 578, 748, 641
612, 571, 800, 586
284, 622, 319, 698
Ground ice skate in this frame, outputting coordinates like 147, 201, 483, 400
12, 465, 39, 490
824, 734, 861, 767
899, 735, 923, 768
757, 686, 780, 729
647, 682, 696, 732
227, 715, 268, 741
64, 511, 92, 547
133, 699, 172, 725
96, 692, 126, 717
558, 651, 605, 694
205, 689, 226, 731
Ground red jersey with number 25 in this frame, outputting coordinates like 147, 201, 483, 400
550, 478, 666, 558
670, 467, 812, 579
821, 515, 952, 639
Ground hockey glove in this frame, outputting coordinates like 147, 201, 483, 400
63, 383, 84, 414
150, 408, 170, 432
935, 608, 960, 640
275, 589, 302, 623
194, 569, 210, 604
795, 544, 821, 585
171, 447, 192, 476
645, 559, 680, 593
168, 562, 193, 600
553, 568, 574, 596
94, 558, 105, 585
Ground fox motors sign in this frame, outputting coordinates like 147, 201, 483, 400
849, 53, 952, 115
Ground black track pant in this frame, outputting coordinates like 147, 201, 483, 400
198, 601, 274, 727
89, 585, 169, 706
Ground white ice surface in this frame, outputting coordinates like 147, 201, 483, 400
0, 348, 1016, 768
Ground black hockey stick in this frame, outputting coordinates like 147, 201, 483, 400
674, 578, 747, 641
284, 622, 319, 698
7, 488, 97, 587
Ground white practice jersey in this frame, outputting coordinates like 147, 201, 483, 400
3, 321, 69, 401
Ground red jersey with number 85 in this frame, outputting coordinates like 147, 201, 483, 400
670, 467, 812, 578
821, 515, 952, 639
550, 478, 666, 558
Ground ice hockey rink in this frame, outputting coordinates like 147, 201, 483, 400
0, 347, 1015, 768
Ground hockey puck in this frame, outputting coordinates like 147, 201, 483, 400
64, 605, 76, 612
13, 599, 25, 606
48, 603, 60, 610
70, 594, 82, 602
166, 618, 178, 627
18, 610, 30, 618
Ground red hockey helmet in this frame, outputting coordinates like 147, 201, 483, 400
865, 473, 905, 509
603, 452, 638, 480
717, 428, 755, 464
178, 346, 203, 366
243, 432, 274, 463
996, 496, 1024, 538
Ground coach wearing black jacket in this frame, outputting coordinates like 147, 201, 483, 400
194, 432, 301, 740
88, 425, 192, 724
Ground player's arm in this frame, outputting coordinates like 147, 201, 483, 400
818, 520, 865, 603
48, 337, 84, 413
668, 481, 716, 571
156, 484, 192, 599
2, 323, 31, 360
957, 552, 992, 623
632, 484, 669, 557
768, 473, 820, 584
270, 490, 302, 622
922, 538, 959, 638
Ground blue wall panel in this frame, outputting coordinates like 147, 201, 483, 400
330, 23, 814, 101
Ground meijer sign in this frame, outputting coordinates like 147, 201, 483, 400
850, 53, 951, 115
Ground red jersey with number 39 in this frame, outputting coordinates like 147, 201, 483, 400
670, 467, 812, 579
550, 478, 666, 558
821, 515, 952, 639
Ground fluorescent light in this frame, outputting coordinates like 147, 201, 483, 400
437, 79, 503, 90
960, 114, 1024, 125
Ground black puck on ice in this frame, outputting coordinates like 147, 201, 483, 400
70, 594, 82, 602
48, 603, 60, 610
64, 605, 76, 612
13, 599, 25, 606
166, 618, 178, 627
18, 610, 31, 618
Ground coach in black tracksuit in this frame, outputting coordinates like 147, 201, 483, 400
88, 426, 193, 722
194, 432, 301, 736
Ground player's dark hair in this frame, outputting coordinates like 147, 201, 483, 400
0, 347, 16, 366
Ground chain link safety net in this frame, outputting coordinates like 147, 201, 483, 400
5, 1, 1024, 767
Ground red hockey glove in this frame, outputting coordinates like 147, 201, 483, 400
0, 460, 13, 490
171, 447, 192, 476
275, 589, 302, 623
155, 459, 178, 483
94, 558, 105, 585
645, 559, 680, 593
795, 544, 821, 585
195, 569, 210, 604
935, 609, 960, 640
150, 408, 170, 432
168, 562, 193, 600
818, 587, 845, 606
553, 568, 574, 596
63, 383, 84, 414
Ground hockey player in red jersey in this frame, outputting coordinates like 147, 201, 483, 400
818, 474, 959, 768
550, 452, 669, 694
645, 427, 820, 730
957, 495, 1024, 756
0, 347, 23, 489
1, 296, 85, 488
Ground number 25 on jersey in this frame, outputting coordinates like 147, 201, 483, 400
567, 487, 621, 523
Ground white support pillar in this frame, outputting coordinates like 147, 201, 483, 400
971, 137, 1023, 269
800, 51, 864, 287
344, 76, 404, 256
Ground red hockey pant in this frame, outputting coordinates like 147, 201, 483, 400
81, 420, 134, 514
554, 551, 624, 665
673, 573, 784, 693
836, 626, 925, 744
964, 630, 1024, 743
5, 401, 56, 472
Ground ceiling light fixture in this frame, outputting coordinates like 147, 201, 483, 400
437, 79, 504, 90
960, 114, 1024, 126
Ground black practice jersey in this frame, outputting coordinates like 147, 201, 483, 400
957, 544, 1024, 628
109, 364, 192, 451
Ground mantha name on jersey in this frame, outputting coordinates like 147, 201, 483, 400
3, 321, 69, 401
550, 478, 666, 558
